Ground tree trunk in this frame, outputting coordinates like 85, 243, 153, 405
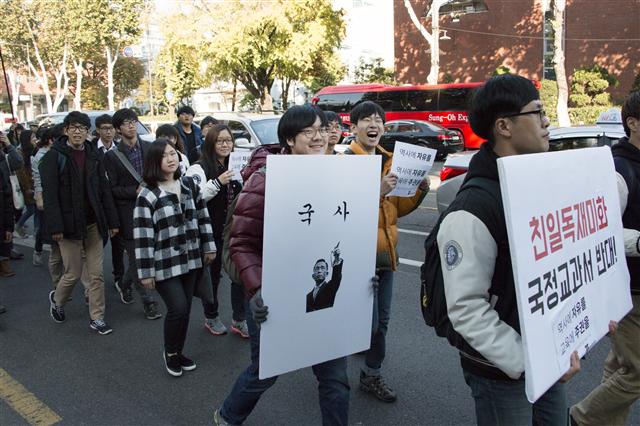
231, 78, 237, 112
52, 44, 69, 112
25, 25, 54, 112
553, 0, 571, 126
73, 58, 84, 110
6, 70, 20, 119
404, 0, 440, 84
282, 78, 291, 111
261, 86, 273, 112
106, 47, 118, 111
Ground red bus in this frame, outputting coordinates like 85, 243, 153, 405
312, 82, 484, 149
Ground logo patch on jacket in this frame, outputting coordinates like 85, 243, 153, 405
191, 174, 201, 185
444, 240, 462, 270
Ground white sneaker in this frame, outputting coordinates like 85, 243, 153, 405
33, 251, 43, 266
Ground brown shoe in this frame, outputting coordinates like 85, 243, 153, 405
0, 259, 16, 277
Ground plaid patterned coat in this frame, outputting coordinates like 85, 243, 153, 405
134, 176, 216, 282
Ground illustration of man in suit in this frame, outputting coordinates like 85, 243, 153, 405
307, 244, 343, 313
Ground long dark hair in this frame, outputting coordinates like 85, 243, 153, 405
19, 130, 35, 169
142, 139, 182, 187
198, 124, 234, 179
156, 124, 186, 154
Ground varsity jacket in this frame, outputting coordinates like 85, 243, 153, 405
437, 143, 523, 381
133, 176, 216, 282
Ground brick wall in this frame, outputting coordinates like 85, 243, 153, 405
395, 0, 639, 99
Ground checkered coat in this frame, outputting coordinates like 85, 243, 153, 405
134, 176, 216, 282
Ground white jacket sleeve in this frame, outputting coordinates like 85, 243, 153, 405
438, 210, 524, 379
185, 163, 221, 202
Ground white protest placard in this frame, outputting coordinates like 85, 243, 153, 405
259, 155, 380, 379
388, 142, 436, 197
228, 151, 251, 182
497, 146, 632, 402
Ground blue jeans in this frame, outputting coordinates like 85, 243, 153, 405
220, 301, 350, 425
463, 370, 568, 426
363, 269, 394, 375
16, 203, 35, 228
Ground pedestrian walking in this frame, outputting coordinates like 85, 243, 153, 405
174, 106, 203, 164
570, 91, 640, 426
343, 101, 430, 403
41, 111, 120, 335
134, 139, 216, 377
105, 108, 161, 320
186, 124, 247, 338
215, 105, 351, 426
14, 130, 36, 238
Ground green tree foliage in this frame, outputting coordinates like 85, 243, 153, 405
195, 0, 345, 110
305, 53, 346, 94
570, 65, 618, 107
155, 42, 203, 106
493, 65, 511, 76
353, 57, 395, 85
540, 79, 558, 125
82, 57, 145, 110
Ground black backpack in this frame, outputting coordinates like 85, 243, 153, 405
420, 176, 503, 349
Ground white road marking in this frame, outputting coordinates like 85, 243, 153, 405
399, 258, 423, 267
398, 228, 430, 237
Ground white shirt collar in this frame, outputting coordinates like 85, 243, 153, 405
97, 138, 116, 152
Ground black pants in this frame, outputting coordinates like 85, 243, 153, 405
155, 270, 198, 354
200, 236, 245, 322
111, 235, 125, 282
121, 238, 153, 303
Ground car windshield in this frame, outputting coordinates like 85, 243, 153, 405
250, 118, 280, 145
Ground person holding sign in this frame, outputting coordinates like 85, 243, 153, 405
570, 91, 640, 425
186, 125, 247, 338
343, 101, 430, 403
215, 106, 352, 426
432, 75, 581, 425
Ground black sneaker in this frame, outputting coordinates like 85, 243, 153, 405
177, 353, 196, 371
114, 281, 134, 304
89, 319, 113, 335
0, 304, 6, 314
163, 352, 182, 377
49, 290, 65, 323
359, 371, 397, 402
143, 302, 162, 320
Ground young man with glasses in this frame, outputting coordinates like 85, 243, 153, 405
104, 108, 161, 320
174, 105, 203, 164
94, 114, 117, 156
325, 111, 343, 155
343, 101, 430, 403
434, 75, 581, 425
41, 111, 120, 335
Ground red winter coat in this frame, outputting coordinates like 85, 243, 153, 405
228, 144, 283, 298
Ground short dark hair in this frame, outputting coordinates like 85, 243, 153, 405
350, 101, 385, 125
200, 115, 218, 127
95, 114, 113, 129
622, 91, 640, 137
142, 139, 182, 187
111, 108, 138, 130
156, 124, 185, 153
177, 105, 195, 116
469, 74, 540, 141
314, 259, 328, 269
324, 111, 343, 125
277, 105, 327, 152
63, 111, 90, 129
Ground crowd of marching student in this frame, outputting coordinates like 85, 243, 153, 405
0, 76, 638, 426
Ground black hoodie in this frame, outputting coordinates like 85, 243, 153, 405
612, 137, 640, 294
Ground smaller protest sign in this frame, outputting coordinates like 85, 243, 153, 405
229, 152, 251, 182
388, 142, 436, 197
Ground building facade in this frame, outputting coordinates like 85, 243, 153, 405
395, 0, 640, 99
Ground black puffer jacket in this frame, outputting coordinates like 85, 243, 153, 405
40, 137, 119, 241
612, 137, 640, 294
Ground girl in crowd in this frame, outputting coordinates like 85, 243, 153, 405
324, 111, 344, 155
186, 124, 247, 338
133, 139, 216, 377
15, 130, 36, 238
155, 124, 191, 174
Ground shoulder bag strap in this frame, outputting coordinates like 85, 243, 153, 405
113, 149, 142, 184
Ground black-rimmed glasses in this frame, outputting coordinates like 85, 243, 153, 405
503, 109, 546, 122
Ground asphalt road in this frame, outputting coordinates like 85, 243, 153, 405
1, 162, 638, 425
